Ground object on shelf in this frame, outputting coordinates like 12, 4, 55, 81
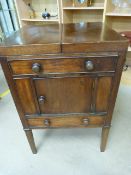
42, 8, 58, 20
74, 0, 93, 7
112, 0, 131, 13
27, 3, 36, 19
42, 8, 51, 19
87, 0, 93, 6
120, 31, 131, 46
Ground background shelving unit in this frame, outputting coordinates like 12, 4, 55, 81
61, 0, 105, 23
104, 0, 131, 65
105, 0, 131, 32
21, 17, 59, 22
15, 0, 60, 26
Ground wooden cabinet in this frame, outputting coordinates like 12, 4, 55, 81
0, 23, 128, 154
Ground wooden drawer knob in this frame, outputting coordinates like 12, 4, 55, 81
44, 119, 50, 127
85, 61, 94, 71
38, 96, 46, 104
32, 63, 41, 73
82, 118, 89, 125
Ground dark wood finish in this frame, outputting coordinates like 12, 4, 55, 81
0, 44, 61, 56
96, 76, 113, 112
0, 25, 61, 56
9, 56, 117, 75
105, 51, 127, 126
0, 23, 128, 154
62, 23, 128, 53
25, 129, 37, 154
14, 78, 39, 114
27, 116, 105, 128
34, 76, 93, 114
100, 126, 110, 152
0, 23, 127, 56
0, 59, 29, 128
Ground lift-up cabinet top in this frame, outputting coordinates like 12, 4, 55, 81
0, 23, 128, 154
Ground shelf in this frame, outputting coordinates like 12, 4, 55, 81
21, 17, 59, 22
63, 6, 104, 10
106, 12, 131, 17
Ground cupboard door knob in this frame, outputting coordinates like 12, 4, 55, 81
82, 118, 89, 126
38, 96, 45, 104
85, 61, 94, 71
44, 119, 50, 127
32, 63, 41, 73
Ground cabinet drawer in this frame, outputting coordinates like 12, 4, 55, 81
27, 116, 105, 128
9, 56, 117, 75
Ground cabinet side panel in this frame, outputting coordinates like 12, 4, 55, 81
0, 59, 29, 128
105, 51, 127, 125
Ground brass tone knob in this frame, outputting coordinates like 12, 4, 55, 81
44, 119, 50, 127
82, 118, 89, 125
32, 63, 41, 73
85, 61, 94, 71
38, 96, 46, 104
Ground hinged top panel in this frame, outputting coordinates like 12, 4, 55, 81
0, 22, 128, 56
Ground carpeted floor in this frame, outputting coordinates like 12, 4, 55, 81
0, 66, 131, 175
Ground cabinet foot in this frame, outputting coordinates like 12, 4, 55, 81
100, 126, 110, 152
25, 129, 37, 154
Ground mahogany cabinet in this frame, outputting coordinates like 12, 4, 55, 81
0, 23, 128, 154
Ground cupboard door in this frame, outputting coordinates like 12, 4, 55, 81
34, 76, 93, 114
96, 77, 113, 112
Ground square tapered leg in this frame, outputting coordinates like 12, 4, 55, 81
25, 129, 37, 154
100, 126, 110, 152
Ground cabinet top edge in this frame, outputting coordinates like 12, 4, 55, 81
0, 23, 128, 56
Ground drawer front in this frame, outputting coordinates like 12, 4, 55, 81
9, 56, 117, 75
27, 116, 105, 128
